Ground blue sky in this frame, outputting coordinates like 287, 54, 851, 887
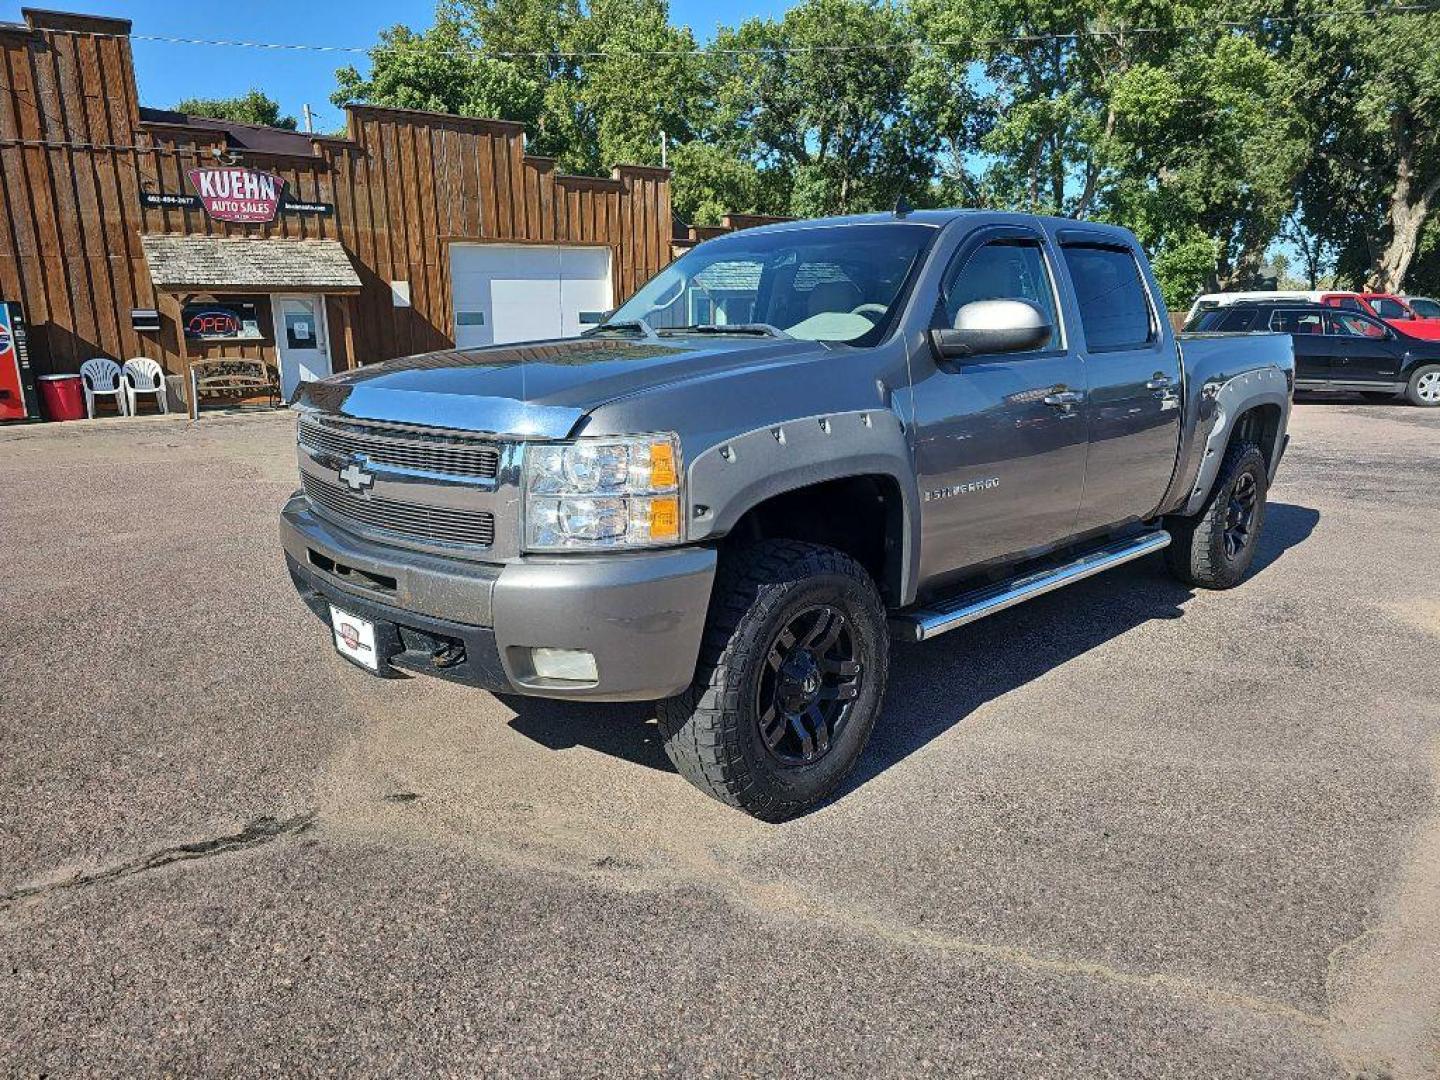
2, 1, 787, 133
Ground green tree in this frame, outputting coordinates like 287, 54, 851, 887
1286, 4, 1440, 291
333, 3, 571, 157
1105, 27, 1312, 294
667, 141, 764, 224
913, 0, 1174, 218
701, 0, 937, 217
175, 89, 297, 130
334, 0, 697, 176
913, 0, 1319, 303
566, 0, 701, 172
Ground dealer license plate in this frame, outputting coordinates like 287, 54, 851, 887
329, 605, 379, 671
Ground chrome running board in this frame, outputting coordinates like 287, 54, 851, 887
889, 530, 1172, 643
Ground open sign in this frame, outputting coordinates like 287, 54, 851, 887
182, 301, 260, 340
186, 308, 240, 337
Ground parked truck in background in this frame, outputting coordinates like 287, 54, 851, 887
280, 210, 1295, 820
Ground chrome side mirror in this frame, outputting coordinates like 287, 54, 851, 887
931, 299, 1052, 361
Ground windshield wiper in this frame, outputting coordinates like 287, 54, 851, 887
658, 323, 792, 339
584, 319, 658, 339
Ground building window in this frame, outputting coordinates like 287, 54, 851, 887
182, 297, 267, 342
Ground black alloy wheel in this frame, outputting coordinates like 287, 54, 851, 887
755, 605, 862, 766
1163, 440, 1268, 590
1223, 470, 1259, 559
657, 539, 890, 820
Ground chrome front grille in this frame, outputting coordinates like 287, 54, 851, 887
301, 474, 496, 548
298, 414, 500, 480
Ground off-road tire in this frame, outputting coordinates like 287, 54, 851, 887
1164, 441, 1269, 590
1404, 363, 1440, 407
657, 540, 889, 821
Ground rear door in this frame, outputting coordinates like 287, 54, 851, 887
1060, 242, 1181, 533
1267, 308, 1331, 383
1326, 310, 1404, 384
910, 226, 1087, 579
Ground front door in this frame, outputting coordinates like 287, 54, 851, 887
273, 295, 332, 401
1061, 242, 1182, 533
1325, 310, 1403, 384
912, 229, 1088, 586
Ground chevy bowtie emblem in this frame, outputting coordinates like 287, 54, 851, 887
338, 456, 376, 496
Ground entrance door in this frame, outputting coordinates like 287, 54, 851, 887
449, 244, 612, 348
273, 295, 332, 401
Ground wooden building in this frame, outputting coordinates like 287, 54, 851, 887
0, 8, 677, 404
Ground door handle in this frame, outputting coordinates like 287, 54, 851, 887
1042, 389, 1085, 410
1146, 374, 1173, 390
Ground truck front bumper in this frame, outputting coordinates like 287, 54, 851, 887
280, 494, 717, 702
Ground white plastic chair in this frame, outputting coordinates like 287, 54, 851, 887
123, 357, 168, 415
79, 357, 127, 419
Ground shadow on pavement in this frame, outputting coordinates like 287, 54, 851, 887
501, 503, 1320, 790
502, 696, 676, 773
1249, 502, 1320, 576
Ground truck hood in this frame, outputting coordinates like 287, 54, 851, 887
294, 335, 824, 439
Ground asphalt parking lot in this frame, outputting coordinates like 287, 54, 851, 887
2, 399, 1437, 1077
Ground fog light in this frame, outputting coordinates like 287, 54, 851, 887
530, 647, 599, 682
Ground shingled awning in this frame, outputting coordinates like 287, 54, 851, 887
140, 235, 362, 293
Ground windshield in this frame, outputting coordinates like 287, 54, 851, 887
606, 223, 935, 344
1409, 297, 1440, 318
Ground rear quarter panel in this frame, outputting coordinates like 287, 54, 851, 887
1163, 332, 1294, 516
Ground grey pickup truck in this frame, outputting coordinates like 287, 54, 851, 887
281, 210, 1294, 820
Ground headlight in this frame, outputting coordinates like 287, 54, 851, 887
523, 433, 682, 551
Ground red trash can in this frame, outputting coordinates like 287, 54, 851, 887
37, 373, 86, 421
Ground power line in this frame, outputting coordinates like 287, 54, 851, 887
99, 3, 1440, 61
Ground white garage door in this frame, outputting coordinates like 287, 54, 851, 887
450, 244, 612, 349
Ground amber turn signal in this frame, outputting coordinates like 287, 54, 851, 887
649, 442, 679, 490
648, 496, 680, 541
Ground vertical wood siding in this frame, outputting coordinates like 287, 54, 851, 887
0, 18, 675, 380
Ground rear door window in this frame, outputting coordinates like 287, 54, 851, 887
1060, 245, 1155, 350
1269, 309, 1323, 335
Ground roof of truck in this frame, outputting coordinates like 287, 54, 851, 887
736, 209, 1139, 242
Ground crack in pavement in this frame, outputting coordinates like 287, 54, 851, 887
0, 810, 318, 909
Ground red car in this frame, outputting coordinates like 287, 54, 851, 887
1321, 292, 1440, 340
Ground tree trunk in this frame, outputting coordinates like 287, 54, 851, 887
1368, 116, 1440, 292
1370, 188, 1435, 292
1071, 105, 1115, 220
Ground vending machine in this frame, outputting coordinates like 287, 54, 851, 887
0, 300, 39, 422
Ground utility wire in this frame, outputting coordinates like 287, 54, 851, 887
77, 3, 1440, 61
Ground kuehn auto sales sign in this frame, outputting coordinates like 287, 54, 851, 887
140, 166, 334, 222
187, 166, 283, 223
